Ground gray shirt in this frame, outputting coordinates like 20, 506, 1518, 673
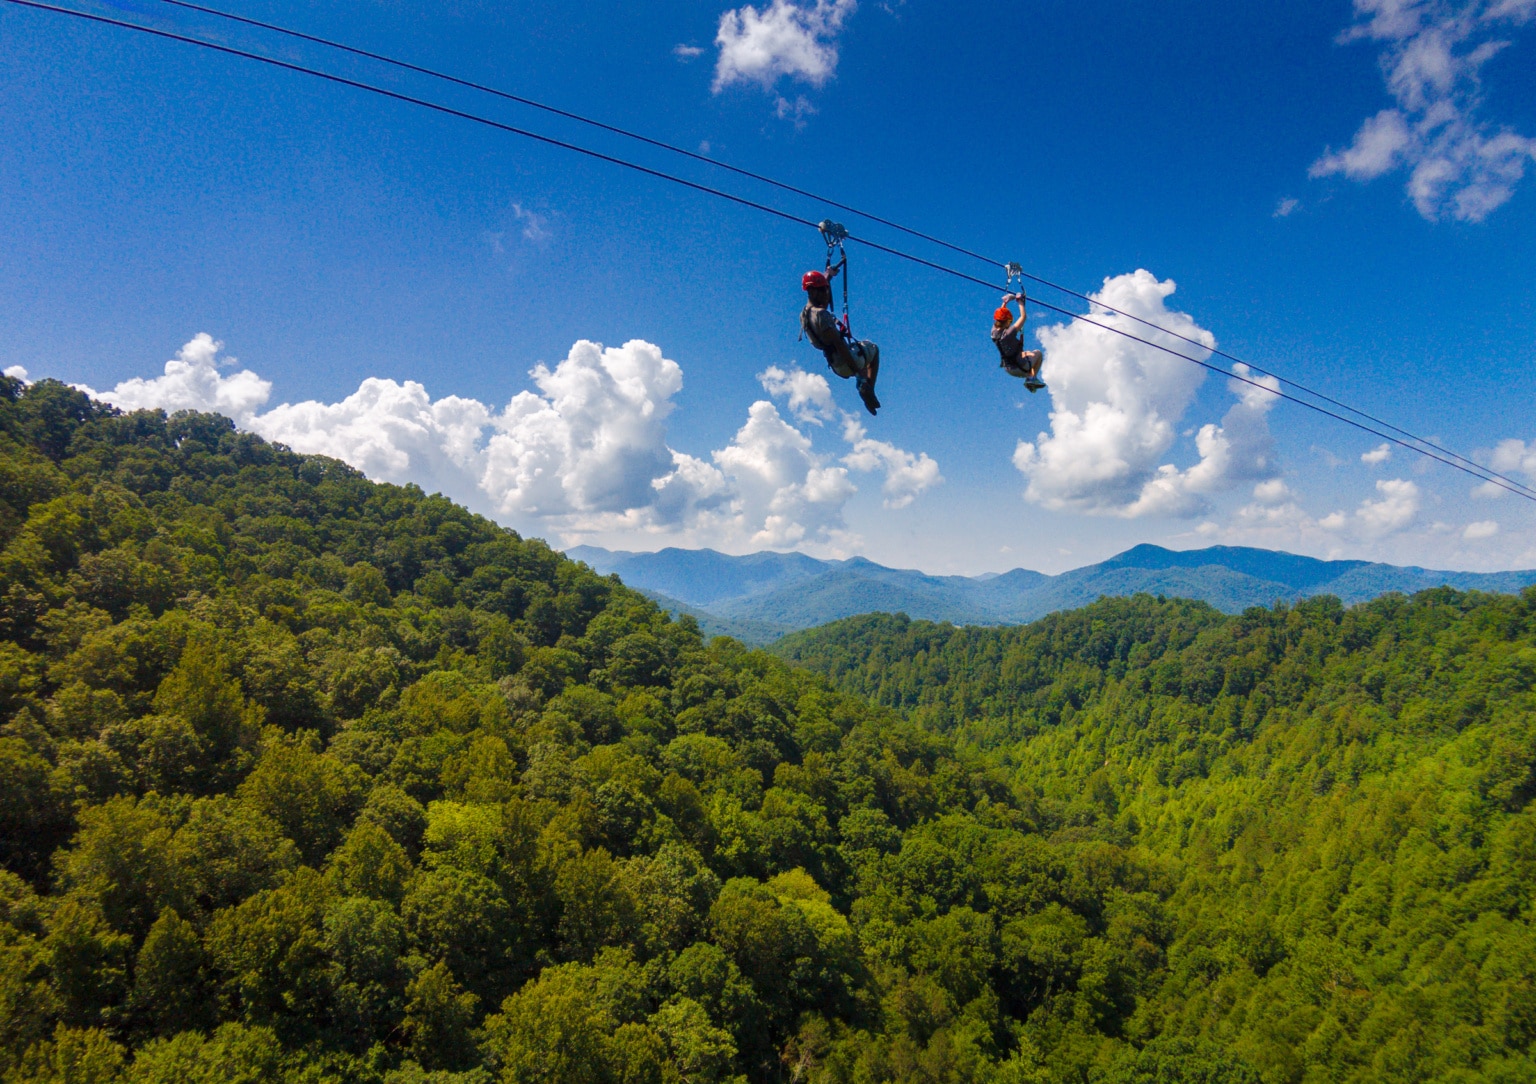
992, 324, 1024, 364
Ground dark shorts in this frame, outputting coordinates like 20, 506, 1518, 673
1000, 350, 1041, 378
826, 340, 876, 379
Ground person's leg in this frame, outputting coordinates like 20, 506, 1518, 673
1023, 350, 1045, 390
855, 342, 881, 414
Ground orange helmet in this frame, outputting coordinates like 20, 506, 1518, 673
994, 306, 1013, 324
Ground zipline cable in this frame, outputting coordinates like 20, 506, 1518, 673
842, 239, 1536, 503
8, 0, 1536, 504
151, 0, 1529, 496
2, 1, 821, 222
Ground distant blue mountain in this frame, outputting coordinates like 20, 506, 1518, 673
567, 547, 828, 606
567, 544, 1536, 645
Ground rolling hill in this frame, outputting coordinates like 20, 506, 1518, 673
2, 378, 1532, 1083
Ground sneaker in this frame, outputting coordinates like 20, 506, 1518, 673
1025, 377, 1046, 393
857, 377, 880, 415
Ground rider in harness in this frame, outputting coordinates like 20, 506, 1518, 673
992, 291, 1045, 392
800, 222, 882, 416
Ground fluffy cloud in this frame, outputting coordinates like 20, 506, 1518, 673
1320, 478, 1422, 538
711, 401, 854, 548
759, 364, 941, 508
256, 380, 496, 511
713, 0, 856, 92
1204, 475, 1426, 552
1464, 519, 1500, 539
840, 414, 942, 509
758, 364, 836, 424
1362, 442, 1393, 464
1012, 271, 1278, 517
1354, 477, 1423, 536
1472, 437, 1536, 497
1311, 0, 1536, 220
1489, 437, 1536, 478
476, 341, 687, 520
82, 336, 939, 556
1199, 481, 1323, 549
91, 334, 273, 424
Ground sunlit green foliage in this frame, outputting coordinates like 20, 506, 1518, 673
1, 375, 1531, 1083
779, 594, 1536, 1082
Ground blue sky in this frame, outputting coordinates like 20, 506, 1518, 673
2, 0, 1534, 574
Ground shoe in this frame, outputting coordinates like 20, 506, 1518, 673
1025, 377, 1046, 393
857, 377, 880, 416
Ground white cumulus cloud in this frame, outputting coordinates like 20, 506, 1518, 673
1208, 475, 1423, 552
257, 379, 496, 511
475, 340, 686, 520
1362, 442, 1393, 465
1489, 437, 1536, 477
89, 333, 273, 424
79, 336, 941, 557
1311, 0, 1536, 221
757, 364, 941, 508
1464, 519, 1500, 539
1012, 271, 1278, 518
840, 414, 942, 509
1473, 437, 1536, 497
710, 400, 854, 548
1322, 477, 1422, 538
758, 363, 836, 424
713, 0, 856, 93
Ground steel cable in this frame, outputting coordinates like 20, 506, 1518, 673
151, 0, 1534, 496
7, 0, 1534, 503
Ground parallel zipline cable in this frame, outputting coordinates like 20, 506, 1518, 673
7, 0, 1535, 504
152, 0, 1533, 498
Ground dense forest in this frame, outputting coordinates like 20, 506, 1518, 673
776, 593, 1536, 1083
0, 376, 1530, 1083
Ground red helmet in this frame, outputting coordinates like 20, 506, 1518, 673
802, 270, 829, 291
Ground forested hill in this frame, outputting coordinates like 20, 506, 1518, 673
0, 376, 974, 1084
777, 596, 1536, 1081
0, 375, 1532, 1084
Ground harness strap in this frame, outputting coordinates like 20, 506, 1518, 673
819, 219, 852, 340
839, 252, 851, 340
1004, 261, 1024, 300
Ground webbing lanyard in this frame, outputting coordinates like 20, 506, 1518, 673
1004, 261, 1024, 300
820, 219, 851, 340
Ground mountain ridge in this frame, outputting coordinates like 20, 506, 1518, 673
568, 542, 1536, 643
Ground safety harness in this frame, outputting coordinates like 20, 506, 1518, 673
819, 219, 852, 343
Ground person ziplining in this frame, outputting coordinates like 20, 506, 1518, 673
993, 295, 1045, 391
993, 263, 1045, 391
800, 221, 882, 416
